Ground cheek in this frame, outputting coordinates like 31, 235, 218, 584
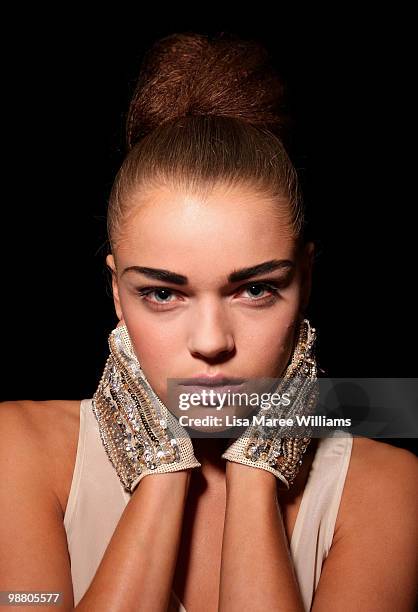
125, 321, 180, 400
274, 321, 299, 375
239, 308, 300, 376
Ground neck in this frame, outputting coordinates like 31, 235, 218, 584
191, 436, 230, 474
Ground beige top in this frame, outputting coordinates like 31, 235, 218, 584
64, 399, 353, 611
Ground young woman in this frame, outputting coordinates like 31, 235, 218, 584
1, 32, 417, 612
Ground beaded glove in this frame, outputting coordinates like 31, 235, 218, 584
221, 319, 319, 490
92, 323, 201, 493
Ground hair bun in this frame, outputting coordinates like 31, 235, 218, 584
126, 32, 290, 149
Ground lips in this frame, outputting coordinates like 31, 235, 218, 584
180, 383, 246, 395
177, 376, 246, 387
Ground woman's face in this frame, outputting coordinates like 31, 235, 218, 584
106, 182, 314, 420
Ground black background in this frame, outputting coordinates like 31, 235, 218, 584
2, 8, 416, 453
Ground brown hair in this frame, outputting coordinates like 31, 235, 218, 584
107, 32, 306, 260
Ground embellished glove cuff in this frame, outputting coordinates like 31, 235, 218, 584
92, 324, 201, 493
221, 319, 319, 490
221, 434, 312, 490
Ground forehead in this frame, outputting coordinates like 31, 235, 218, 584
116, 184, 296, 278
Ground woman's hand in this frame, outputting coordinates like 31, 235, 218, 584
92, 323, 201, 493
221, 318, 318, 490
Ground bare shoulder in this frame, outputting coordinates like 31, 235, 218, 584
311, 438, 418, 609
0, 399, 82, 514
349, 435, 417, 484
0, 400, 80, 609
335, 437, 418, 537
1, 397, 80, 425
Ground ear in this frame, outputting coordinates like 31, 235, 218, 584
106, 253, 124, 322
299, 241, 315, 315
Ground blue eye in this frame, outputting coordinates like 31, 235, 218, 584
151, 288, 173, 302
240, 281, 281, 302
244, 283, 270, 298
138, 287, 175, 303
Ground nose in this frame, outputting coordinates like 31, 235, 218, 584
187, 299, 235, 361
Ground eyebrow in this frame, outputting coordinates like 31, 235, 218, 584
121, 259, 294, 285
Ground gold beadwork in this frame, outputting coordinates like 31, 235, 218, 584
221, 318, 319, 490
91, 325, 201, 493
